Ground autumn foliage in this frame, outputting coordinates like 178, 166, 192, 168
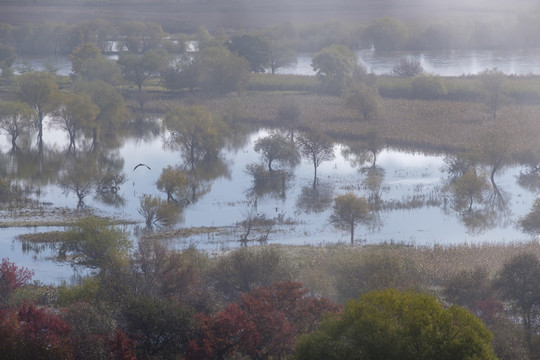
186, 281, 341, 360
0, 257, 33, 304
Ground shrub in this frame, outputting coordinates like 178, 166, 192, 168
209, 247, 295, 301
410, 75, 447, 100
296, 289, 498, 360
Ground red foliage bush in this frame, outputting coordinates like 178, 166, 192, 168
0, 258, 33, 303
186, 281, 341, 360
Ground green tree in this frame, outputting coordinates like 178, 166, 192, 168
59, 216, 131, 270
343, 83, 383, 121
449, 167, 490, 212
78, 56, 123, 85
69, 42, 101, 77
311, 44, 357, 95
17, 71, 59, 154
73, 79, 126, 147
164, 105, 224, 170
296, 289, 497, 360
330, 192, 370, 244
117, 49, 169, 91
228, 33, 271, 73
254, 133, 298, 171
297, 130, 335, 188
118, 21, 165, 54
444, 267, 492, 312
494, 253, 540, 348
50, 92, 99, 151
138, 194, 182, 229
479, 68, 507, 121
363, 17, 409, 51
477, 127, 512, 190
156, 165, 188, 204
0, 45, 16, 80
194, 45, 250, 94
0, 101, 35, 151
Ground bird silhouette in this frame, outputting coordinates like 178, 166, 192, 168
133, 163, 151, 171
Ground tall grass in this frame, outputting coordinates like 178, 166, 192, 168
247, 73, 318, 92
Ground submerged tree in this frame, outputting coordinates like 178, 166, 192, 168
73, 79, 126, 147
138, 194, 183, 229
330, 192, 370, 245
164, 105, 224, 171
0, 100, 35, 152
156, 165, 188, 204
297, 130, 335, 188
17, 71, 59, 154
50, 92, 99, 151
254, 133, 299, 171
59, 216, 131, 270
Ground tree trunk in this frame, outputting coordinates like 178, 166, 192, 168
350, 222, 355, 245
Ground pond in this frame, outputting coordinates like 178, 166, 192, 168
16, 48, 540, 77
0, 121, 536, 283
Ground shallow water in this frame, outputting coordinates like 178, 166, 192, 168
16, 48, 540, 77
0, 122, 537, 283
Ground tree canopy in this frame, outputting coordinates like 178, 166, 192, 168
330, 192, 370, 244
311, 44, 358, 95
296, 289, 497, 360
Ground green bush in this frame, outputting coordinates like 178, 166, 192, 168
410, 75, 447, 100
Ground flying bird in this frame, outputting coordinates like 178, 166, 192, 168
133, 163, 151, 171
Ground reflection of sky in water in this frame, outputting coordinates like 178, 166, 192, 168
0, 124, 537, 283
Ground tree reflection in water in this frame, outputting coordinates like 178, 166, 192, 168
245, 164, 293, 201
296, 181, 334, 214
441, 153, 512, 235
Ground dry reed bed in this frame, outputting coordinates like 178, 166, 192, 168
140, 91, 540, 154
276, 240, 540, 299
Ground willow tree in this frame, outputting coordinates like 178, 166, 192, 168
17, 71, 59, 154
73, 79, 126, 147
50, 92, 99, 151
0, 100, 35, 152
164, 105, 224, 171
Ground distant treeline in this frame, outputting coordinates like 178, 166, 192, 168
3, 13, 540, 57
